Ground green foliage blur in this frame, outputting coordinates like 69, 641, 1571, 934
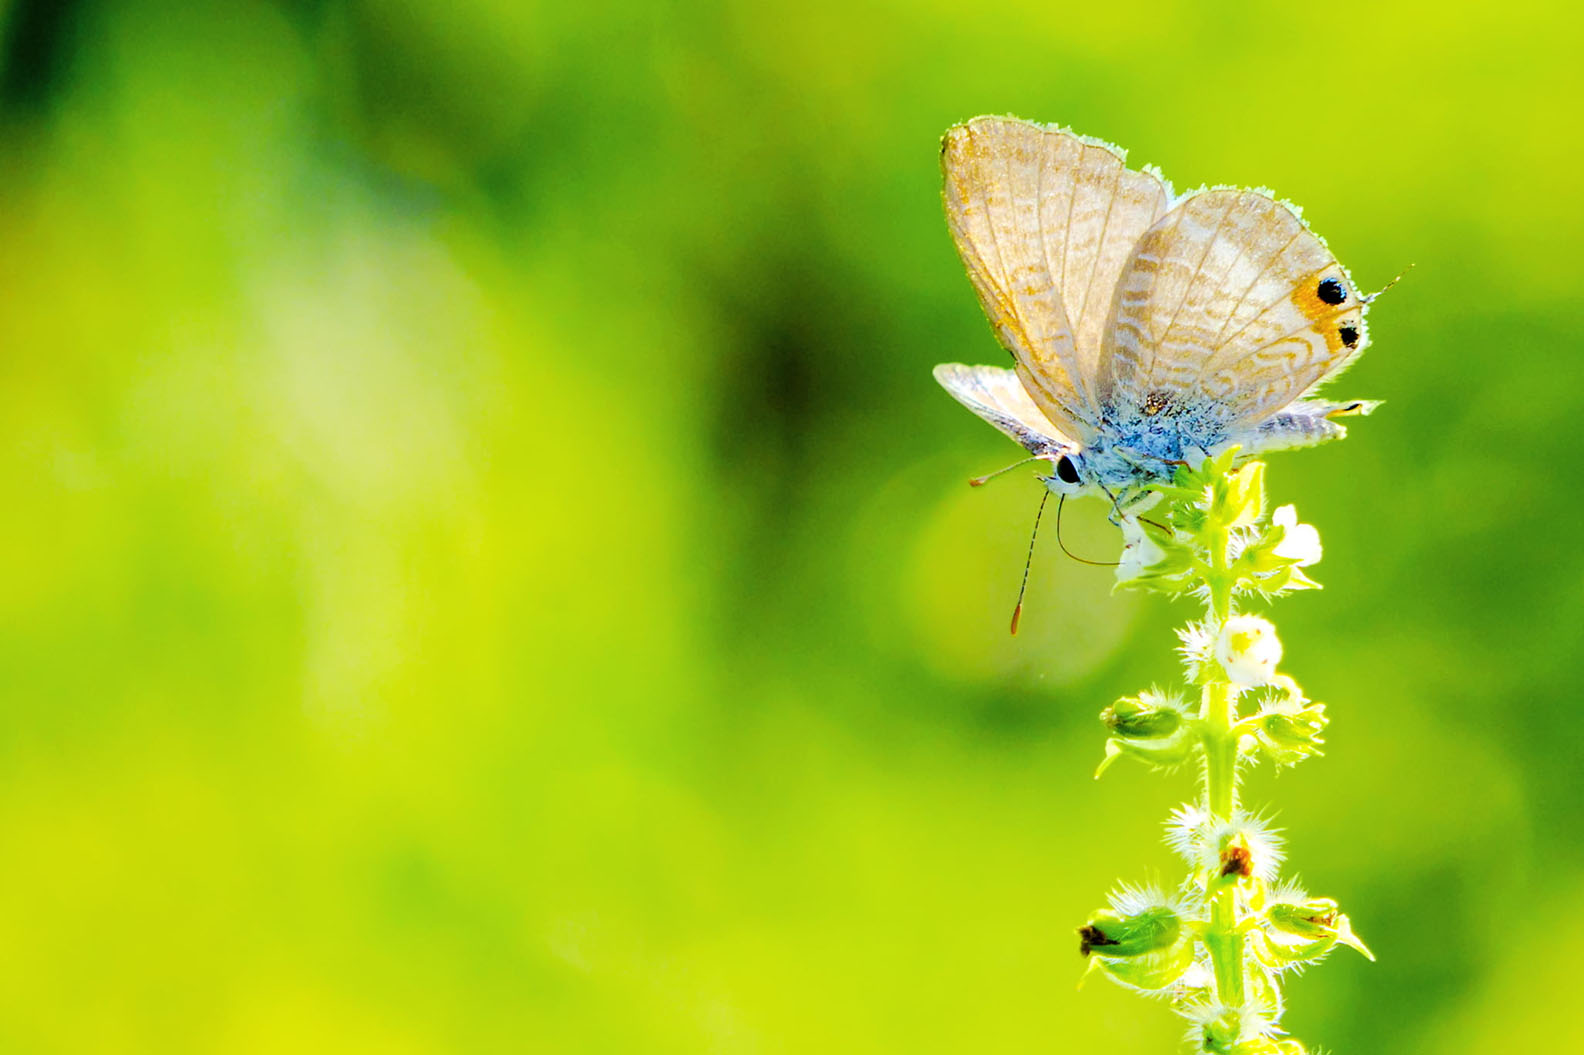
0, 0, 1577, 1050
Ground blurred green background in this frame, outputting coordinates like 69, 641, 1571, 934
0, 0, 1578, 1050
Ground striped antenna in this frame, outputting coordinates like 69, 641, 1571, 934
1009, 491, 1050, 635
1363, 263, 1414, 304
970, 454, 1051, 487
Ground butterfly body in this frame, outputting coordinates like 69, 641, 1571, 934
1063, 424, 1188, 497
935, 117, 1378, 514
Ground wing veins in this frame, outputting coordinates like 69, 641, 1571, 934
1180, 202, 1266, 381
1058, 144, 1081, 326
1205, 226, 1309, 357
1221, 305, 1362, 380
1144, 194, 1239, 385
975, 133, 1089, 424
1076, 153, 1125, 401
953, 234, 1023, 356
995, 140, 1078, 424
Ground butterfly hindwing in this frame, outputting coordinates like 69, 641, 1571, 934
1230, 398, 1381, 455
1097, 189, 1369, 428
941, 117, 1173, 440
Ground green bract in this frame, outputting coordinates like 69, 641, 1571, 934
1096, 689, 1197, 777
1103, 689, 1187, 739
1079, 903, 1198, 991
1084, 454, 1369, 1052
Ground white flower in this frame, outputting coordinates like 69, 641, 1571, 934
1271, 505, 1322, 567
1116, 515, 1167, 583
1215, 615, 1283, 686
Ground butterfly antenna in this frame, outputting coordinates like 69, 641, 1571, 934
1009, 491, 1050, 635
970, 454, 1050, 488
1363, 263, 1415, 304
1056, 493, 1121, 569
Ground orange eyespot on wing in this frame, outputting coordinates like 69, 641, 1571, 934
1097, 189, 1371, 427
1291, 269, 1355, 321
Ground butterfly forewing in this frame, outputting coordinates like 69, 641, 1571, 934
933, 363, 1076, 458
1098, 189, 1369, 428
941, 117, 1172, 440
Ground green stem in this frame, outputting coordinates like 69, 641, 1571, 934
1201, 522, 1245, 1007
1207, 525, 1233, 627
1202, 678, 1244, 1007
1203, 682, 1238, 818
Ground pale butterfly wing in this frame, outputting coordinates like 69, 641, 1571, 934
1097, 189, 1369, 429
941, 117, 1173, 440
1227, 398, 1380, 455
933, 363, 1076, 458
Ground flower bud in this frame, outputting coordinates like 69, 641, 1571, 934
1192, 1006, 1290, 1054
1095, 690, 1197, 776
1078, 904, 1196, 990
1257, 897, 1374, 965
1079, 907, 1177, 958
1102, 690, 1185, 739
1250, 700, 1328, 766
1199, 1007, 1245, 1053
1215, 615, 1282, 687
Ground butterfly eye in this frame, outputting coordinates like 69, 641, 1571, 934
1055, 455, 1082, 485
1317, 277, 1347, 305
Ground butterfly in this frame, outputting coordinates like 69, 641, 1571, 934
935, 116, 1379, 513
